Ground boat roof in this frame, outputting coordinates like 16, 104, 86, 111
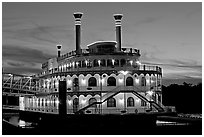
87, 41, 117, 48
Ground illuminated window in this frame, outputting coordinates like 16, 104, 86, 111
88, 77, 97, 87
107, 77, 116, 86
141, 77, 146, 86
89, 98, 97, 108
127, 97, 134, 107
107, 97, 116, 107
126, 77, 133, 86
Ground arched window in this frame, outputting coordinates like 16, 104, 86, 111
141, 77, 146, 86
107, 77, 116, 86
89, 98, 97, 108
107, 97, 116, 107
88, 77, 97, 87
127, 97, 134, 107
73, 78, 79, 87
126, 77, 133, 86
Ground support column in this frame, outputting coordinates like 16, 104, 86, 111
58, 81, 67, 116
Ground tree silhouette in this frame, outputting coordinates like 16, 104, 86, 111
162, 82, 202, 113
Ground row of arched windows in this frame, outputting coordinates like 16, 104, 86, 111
106, 97, 146, 107
82, 97, 147, 108
87, 76, 145, 87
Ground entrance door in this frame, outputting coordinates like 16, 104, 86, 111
73, 98, 79, 113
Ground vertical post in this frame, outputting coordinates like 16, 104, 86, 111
59, 81, 67, 116
100, 63, 102, 114
124, 74, 126, 112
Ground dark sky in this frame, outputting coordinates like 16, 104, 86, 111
2, 2, 202, 85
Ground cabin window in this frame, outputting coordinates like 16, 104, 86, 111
101, 59, 106, 67
141, 77, 146, 86
107, 97, 116, 107
114, 59, 119, 66
107, 59, 112, 67
107, 77, 116, 86
93, 59, 99, 67
120, 59, 126, 67
127, 97, 134, 107
126, 77, 133, 86
88, 77, 97, 87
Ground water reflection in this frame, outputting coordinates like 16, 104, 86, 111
3, 114, 35, 128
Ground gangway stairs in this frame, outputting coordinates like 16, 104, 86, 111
75, 87, 164, 114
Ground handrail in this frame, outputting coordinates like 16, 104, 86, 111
75, 87, 122, 114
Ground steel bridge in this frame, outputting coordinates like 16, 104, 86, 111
2, 73, 45, 96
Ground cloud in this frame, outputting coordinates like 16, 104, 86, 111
7, 62, 25, 67
135, 16, 162, 26
3, 18, 74, 45
3, 44, 55, 64
3, 67, 42, 75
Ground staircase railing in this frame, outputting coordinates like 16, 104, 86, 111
75, 87, 122, 114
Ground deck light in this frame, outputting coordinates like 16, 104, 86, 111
76, 62, 79, 66
130, 60, 133, 65
98, 60, 101, 66
146, 79, 150, 84
85, 60, 88, 66
135, 78, 139, 84
119, 70, 129, 76
136, 61, 141, 65
67, 100, 72, 105
67, 79, 72, 85
119, 78, 123, 83
72, 62, 75, 67
119, 98, 124, 104
147, 91, 153, 96
81, 79, 86, 85
81, 99, 86, 104
112, 59, 115, 65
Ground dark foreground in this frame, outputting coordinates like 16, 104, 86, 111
2, 110, 202, 135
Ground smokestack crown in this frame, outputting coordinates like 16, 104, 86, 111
57, 44, 62, 50
73, 12, 83, 20
113, 14, 123, 21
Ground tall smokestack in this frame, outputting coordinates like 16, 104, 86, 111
73, 12, 83, 55
57, 44, 62, 57
113, 14, 123, 52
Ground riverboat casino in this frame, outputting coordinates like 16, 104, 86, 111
22, 12, 167, 114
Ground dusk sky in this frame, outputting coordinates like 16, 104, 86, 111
2, 2, 202, 85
